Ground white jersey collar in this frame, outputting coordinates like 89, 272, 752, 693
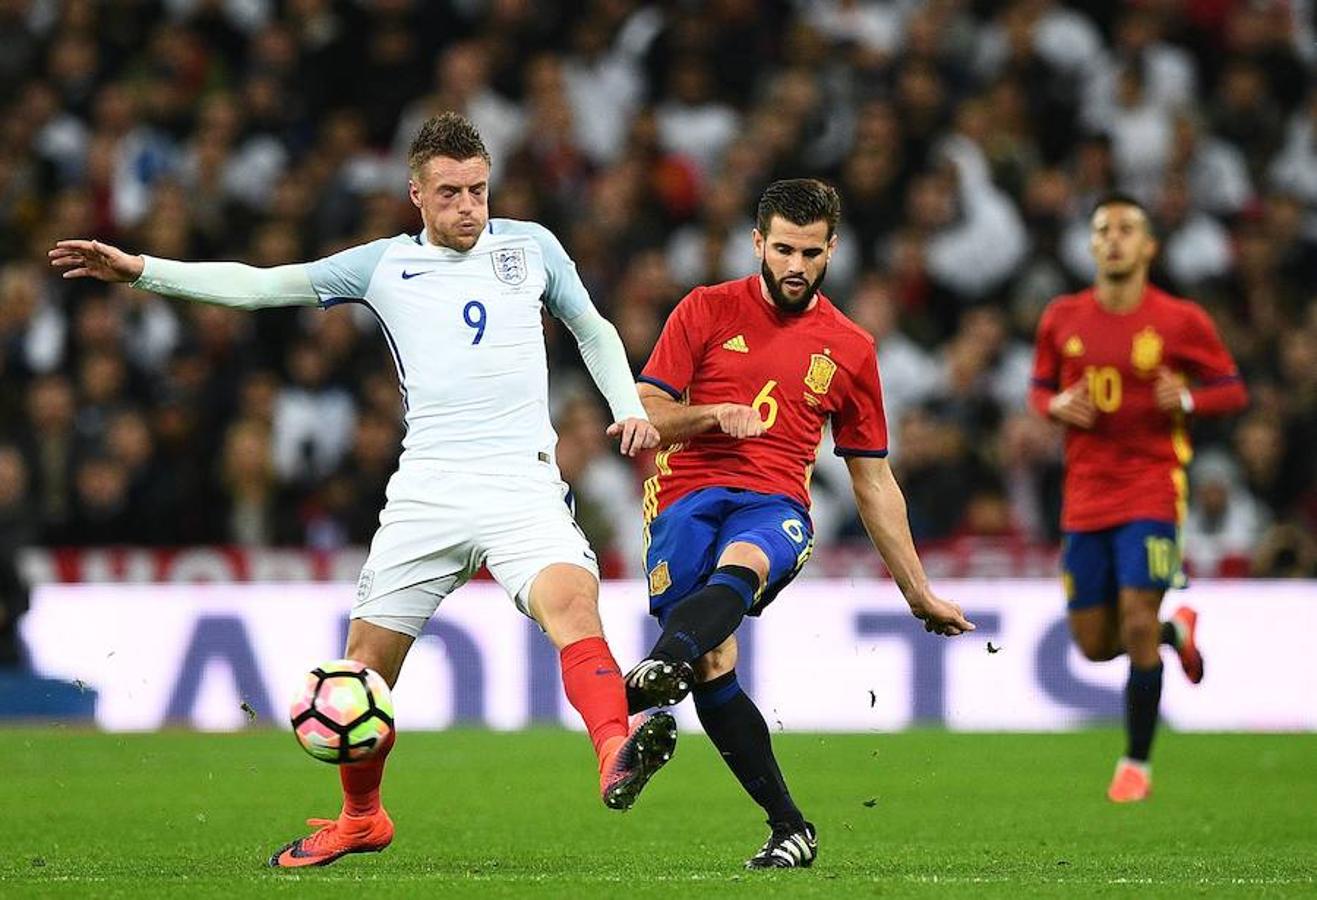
418, 222, 493, 257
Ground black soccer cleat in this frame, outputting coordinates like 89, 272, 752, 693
601, 711, 677, 810
745, 821, 817, 869
624, 658, 694, 714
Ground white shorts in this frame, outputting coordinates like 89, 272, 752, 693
350, 465, 599, 635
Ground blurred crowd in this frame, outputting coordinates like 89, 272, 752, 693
0, 0, 1315, 616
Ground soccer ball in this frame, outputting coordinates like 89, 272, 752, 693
290, 659, 395, 764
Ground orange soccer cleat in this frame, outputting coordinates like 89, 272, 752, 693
1169, 606, 1204, 684
1107, 759, 1152, 803
600, 711, 677, 810
268, 809, 394, 868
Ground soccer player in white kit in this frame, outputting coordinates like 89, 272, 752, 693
50, 112, 678, 868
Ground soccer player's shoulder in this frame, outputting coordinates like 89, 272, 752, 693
1147, 284, 1209, 319
365, 232, 422, 256
487, 217, 560, 250
818, 294, 877, 356
1044, 288, 1093, 314
691, 275, 753, 304
1037, 288, 1094, 329
673, 275, 754, 320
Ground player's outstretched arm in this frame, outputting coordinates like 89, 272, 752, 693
49, 239, 320, 310
637, 383, 765, 444
845, 455, 975, 637
558, 306, 659, 456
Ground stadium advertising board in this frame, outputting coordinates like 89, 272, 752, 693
17, 580, 1316, 732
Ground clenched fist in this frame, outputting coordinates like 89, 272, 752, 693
1048, 381, 1097, 429
715, 403, 766, 439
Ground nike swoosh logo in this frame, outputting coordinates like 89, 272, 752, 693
287, 841, 319, 859
400, 270, 432, 280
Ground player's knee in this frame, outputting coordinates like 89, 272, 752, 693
1074, 633, 1109, 662
344, 641, 403, 688
1119, 614, 1159, 653
531, 580, 602, 645
1070, 623, 1117, 662
543, 589, 598, 626
529, 565, 600, 621
717, 542, 770, 585
695, 639, 738, 682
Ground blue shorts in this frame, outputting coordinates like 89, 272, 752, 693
644, 488, 814, 625
1061, 519, 1184, 611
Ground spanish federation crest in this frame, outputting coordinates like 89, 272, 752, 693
492, 248, 527, 285
804, 352, 838, 395
1131, 327, 1163, 374
649, 561, 671, 596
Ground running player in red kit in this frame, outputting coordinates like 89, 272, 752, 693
1030, 194, 1247, 803
625, 179, 973, 868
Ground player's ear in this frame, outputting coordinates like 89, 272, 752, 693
827, 232, 838, 259
408, 179, 422, 209
752, 228, 764, 260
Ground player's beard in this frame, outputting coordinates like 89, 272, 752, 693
762, 260, 827, 314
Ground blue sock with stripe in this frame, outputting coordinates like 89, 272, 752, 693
694, 670, 804, 829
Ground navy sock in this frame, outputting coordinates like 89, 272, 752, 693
1125, 663, 1163, 762
694, 670, 803, 829
650, 565, 759, 664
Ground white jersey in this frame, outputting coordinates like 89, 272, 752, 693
305, 220, 592, 475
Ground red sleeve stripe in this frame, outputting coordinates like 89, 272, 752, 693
638, 375, 682, 399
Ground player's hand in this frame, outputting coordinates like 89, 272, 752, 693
607, 417, 660, 456
715, 403, 766, 439
48, 239, 144, 283
907, 591, 975, 637
1047, 381, 1097, 429
1154, 367, 1190, 414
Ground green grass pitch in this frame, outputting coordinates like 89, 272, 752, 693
3, 727, 1314, 898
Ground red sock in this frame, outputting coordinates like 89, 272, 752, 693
340, 729, 396, 818
560, 636, 629, 767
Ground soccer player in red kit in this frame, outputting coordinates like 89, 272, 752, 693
625, 179, 974, 868
1030, 194, 1247, 803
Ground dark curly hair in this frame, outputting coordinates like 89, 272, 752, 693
756, 178, 842, 239
407, 111, 491, 175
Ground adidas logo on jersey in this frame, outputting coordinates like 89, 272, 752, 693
1063, 335, 1085, 357
722, 335, 749, 353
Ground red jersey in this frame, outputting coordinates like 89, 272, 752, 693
640, 275, 887, 519
1030, 285, 1247, 532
